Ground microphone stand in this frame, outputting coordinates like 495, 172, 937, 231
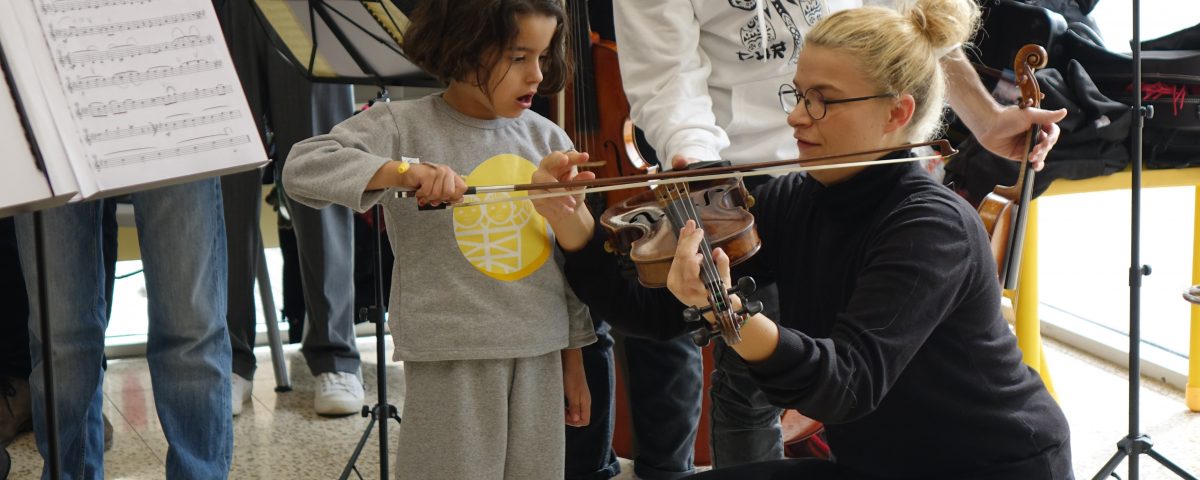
1090, 1, 1198, 478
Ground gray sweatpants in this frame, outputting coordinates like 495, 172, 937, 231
396, 351, 565, 480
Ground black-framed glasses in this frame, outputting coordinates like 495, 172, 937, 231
778, 84, 896, 120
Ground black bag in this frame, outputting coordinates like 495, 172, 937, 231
1061, 23, 1200, 167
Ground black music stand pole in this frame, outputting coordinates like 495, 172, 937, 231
1090, 1, 1197, 478
338, 199, 401, 480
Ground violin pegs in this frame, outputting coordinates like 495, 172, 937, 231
740, 300, 763, 316
682, 306, 705, 323
689, 326, 713, 347
730, 276, 757, 296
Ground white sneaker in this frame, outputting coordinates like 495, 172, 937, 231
314, 372, 364, 416
232, 374, 253, 416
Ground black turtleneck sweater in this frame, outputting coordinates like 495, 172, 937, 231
562, 156, 1073, 479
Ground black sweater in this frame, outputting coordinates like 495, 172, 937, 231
563, 158, 1073, 479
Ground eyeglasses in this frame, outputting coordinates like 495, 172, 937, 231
778, 84, 896, 120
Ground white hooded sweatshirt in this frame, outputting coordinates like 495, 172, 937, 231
614, 0, 900, 167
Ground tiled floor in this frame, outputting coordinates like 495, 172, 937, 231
5, 335, 1199, 479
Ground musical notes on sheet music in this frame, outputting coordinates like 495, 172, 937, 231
49, 10, 204, 40
28, 0, 264, 184
67, 59, 222, 91
60, 34, 214, 68
41, 0, 153, 14
75, 84, 231, 117
93, 135, 252, 169
83, 110, 241, 144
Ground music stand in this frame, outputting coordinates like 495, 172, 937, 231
250, 0, 438, 87
1090, 2, 1197, 479
247, 2, 439, 479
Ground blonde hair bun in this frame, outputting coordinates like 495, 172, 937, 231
904, 0, 980, 52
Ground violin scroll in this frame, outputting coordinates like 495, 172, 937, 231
1014, 44, 1047, 110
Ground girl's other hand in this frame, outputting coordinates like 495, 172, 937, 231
561, 349, 591, 427
531, 151, 594, 222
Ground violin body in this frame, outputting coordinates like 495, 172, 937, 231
599, 177, 760, 288
977, 192, 1015, 278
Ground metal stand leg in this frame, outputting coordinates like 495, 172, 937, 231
256, 240, 292, 392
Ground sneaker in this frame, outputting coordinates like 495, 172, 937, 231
0, 377, 32, 447
314, 372, 363, 416
232, 374, 253, 416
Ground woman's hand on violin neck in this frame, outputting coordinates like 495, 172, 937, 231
666, 220, 733, 309
532, 150, 595, 251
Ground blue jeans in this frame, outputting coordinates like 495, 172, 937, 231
623, 334, 702, 480
565, 320, 620, 480
16, 179, 232, 480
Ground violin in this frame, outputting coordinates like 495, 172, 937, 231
563, 0, 655, 207
600, 166, 764, 346
976, 44, 1047, 290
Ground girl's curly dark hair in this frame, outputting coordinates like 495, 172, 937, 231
403, 0, 571, 96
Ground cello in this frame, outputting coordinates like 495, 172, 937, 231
561, 0, 656, 207
976, 44, 1048, 290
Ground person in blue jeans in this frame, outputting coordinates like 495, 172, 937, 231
14, 178, 232, 479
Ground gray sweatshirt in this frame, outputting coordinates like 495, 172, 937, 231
283, 94, 595, 361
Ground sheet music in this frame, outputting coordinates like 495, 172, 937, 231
15, 0, 265, 198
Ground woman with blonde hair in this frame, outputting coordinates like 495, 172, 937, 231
531, 0, 1074, 477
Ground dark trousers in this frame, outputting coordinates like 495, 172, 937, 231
709, 283, 785, 469
218, 0, 359, 380
565, 320, 621, 480
1, 218, 30, 380
622, 333, 703, 480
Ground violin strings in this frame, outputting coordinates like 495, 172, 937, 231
677, 181, 742, 343
664, 180, 740, 343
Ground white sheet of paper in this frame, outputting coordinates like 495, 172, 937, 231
18, 0, 266, 198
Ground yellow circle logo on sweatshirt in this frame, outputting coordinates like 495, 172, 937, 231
453, 154, 549, 281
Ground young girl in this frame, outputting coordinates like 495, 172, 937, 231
533, 0, 1073, 478
282, 1, 595, 478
